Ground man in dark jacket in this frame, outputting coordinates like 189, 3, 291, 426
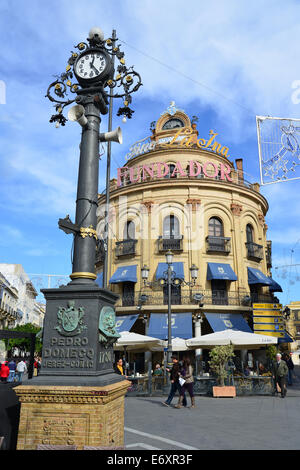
162, 355, 187, 407
283, 352, 294, 386
272, 353, 289, 398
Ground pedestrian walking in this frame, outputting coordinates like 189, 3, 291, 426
16, 359, 27, 383
175, 358, 195, 408
283, 352, 294, 386
162, 355, 187, 407
272, 353, 288, 398
7, 358, 17, 382
0, 361, 10, 383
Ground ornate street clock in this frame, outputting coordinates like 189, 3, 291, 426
74, 48, 113, 87
162, 118, 184, 130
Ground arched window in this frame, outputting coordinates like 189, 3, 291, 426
123, 220, 135, 240
208, 217, 224, 237
164, 163, 177, 179
246, 224, 254, 243
163, 215, 180, 238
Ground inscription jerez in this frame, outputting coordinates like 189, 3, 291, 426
43, 336, 95, 369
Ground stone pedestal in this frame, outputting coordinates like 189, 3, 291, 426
14, 381, 130, 450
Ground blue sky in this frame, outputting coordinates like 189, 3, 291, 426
0, 0, 300, 304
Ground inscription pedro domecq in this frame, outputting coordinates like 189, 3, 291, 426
43, 301, 118, 370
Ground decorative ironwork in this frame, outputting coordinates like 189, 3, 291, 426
95, 239, 105, 264
115, 239, 137, 257
206, 236, 231, 254
46, 31, 142, 127
116, 290, 277, 308
157, 236, 183, 252
246, 241, 264, 261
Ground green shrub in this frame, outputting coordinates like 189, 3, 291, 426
208, 344, 235, 386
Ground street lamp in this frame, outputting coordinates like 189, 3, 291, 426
141, 252, 198, 380
37, 27, 142, 387
46, 27, 142, 284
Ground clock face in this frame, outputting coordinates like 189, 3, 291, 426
75, 51, 107, 80
162, 118, 184, 130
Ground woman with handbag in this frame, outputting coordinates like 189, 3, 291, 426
175, 358, 195, 408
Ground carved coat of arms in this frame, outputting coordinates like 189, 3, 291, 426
55, 300, 87, 336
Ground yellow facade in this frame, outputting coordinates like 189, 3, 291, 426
286, 301, 300, 350
96, 106, 278, 342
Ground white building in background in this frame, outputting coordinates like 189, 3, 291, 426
0, 271, 19, 328
0, 264, 45, 328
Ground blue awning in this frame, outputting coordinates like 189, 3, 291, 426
247, 267, 273, 286
155, 262, 184, 280
115, 315, 139, 333
207, 263, 237, 281
205, 313, 252, 333
278, 331, 294, 344
148, 313, 193, 340
109, 265, 137, 284
268, 277, 283, 292
96, 272, 103, 287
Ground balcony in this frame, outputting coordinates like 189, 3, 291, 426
157, 236, 183, 252
95, 239, 105, 265
116, 239, 137, 257
120, 290, 193, 307
266, 240, 272, 268
206, 236, 231, 254
246, 242, 264, 261
117, 290, 277, 308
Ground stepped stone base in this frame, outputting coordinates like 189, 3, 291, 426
14, 380, 130, 450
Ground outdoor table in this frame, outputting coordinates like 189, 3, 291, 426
151, 375, 167, 393
233, 375, 273, 395
126, 375, 149, 395
194, 375, 273, 396
194, 376, 217, 395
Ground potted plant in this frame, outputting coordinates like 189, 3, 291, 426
209, 344, 236, 397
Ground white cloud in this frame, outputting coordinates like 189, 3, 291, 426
0, 0, 300, 296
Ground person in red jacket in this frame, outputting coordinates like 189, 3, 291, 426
0, 362, 10, 383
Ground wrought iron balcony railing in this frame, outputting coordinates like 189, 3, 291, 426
206, 236, 231, 254
266, 240, 272, 268
116, 239, 137, 257
246, 242, 264, 261
95, 239, 105, 265
117, 290, 276, 308
157, 236, 183, 252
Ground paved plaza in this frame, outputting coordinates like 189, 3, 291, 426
124, 370, 300, 451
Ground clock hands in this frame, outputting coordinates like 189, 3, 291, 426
90, 55, 100, 75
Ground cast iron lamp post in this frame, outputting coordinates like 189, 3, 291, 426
141, 251, 198, 379
35, 27, 142, 387
46, 27, 142, 285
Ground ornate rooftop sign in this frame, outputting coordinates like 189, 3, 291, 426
117, 160, 232, 187
125, 128, 230, 161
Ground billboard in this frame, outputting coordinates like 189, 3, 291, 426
256, 116, 300, 185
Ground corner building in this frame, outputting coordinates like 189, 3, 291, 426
96, 104, 281, 367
